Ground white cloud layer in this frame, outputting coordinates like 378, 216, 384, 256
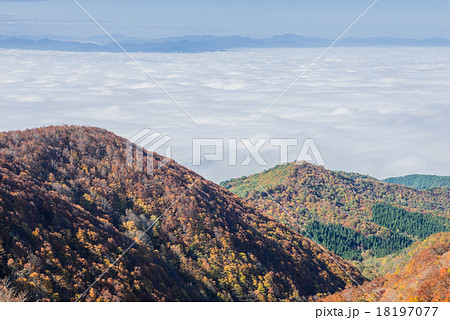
0, 47, 449, 182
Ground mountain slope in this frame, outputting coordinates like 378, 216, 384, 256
383, 174, 450, 190
221, 163, 450, 261
0, 126, 364, 301
0, 158, 196, 302
322, 232, 450, 302
2, 35, 450, 53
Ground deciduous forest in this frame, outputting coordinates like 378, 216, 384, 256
0, 126, 448, 302
0, 126, 363, 302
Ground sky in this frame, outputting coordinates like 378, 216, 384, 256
1, 0, 450, 39
1, 47, 449, 182
1, 1, 449, 182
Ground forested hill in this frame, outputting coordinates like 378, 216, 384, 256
0, 126, 363, 302
383, 174, 450, 190
221, 163, 450, 262
322, 232, 450, 302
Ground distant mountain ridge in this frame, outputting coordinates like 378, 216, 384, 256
1, 34, 450, 53
383, 174, 450, 190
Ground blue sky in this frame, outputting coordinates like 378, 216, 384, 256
1, 0, 450, 39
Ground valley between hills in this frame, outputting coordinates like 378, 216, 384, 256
0, 126, 449, 301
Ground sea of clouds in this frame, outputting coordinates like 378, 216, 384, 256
0, 47, 449, 182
